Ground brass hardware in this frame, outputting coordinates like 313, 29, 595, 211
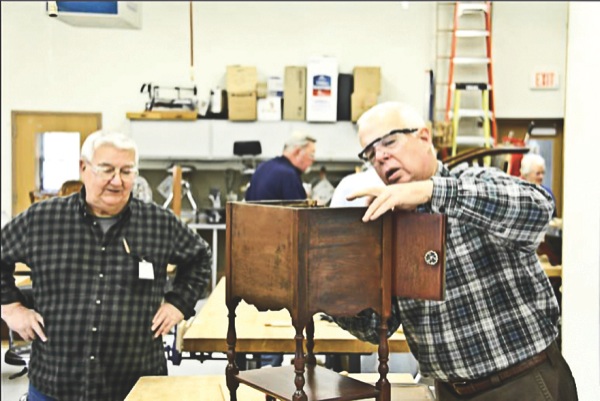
424, 250, 439, 266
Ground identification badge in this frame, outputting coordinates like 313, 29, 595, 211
139, 260, 155, 280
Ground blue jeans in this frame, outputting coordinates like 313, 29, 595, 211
260, 353, 284, 367
28, 384, 58, 401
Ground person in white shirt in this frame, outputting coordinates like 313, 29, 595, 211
330, 166, 384, 207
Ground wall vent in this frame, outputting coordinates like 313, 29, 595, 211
46, 2, 141, 29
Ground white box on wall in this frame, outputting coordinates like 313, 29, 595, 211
257, 97, 282, 121
47, 1, 142, 29
306, 56, 338, 122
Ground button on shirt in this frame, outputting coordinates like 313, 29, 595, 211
1, 190, 212, 401
334, 162, 558, 381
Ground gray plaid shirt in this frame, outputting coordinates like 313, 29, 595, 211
1, 189, 212, 401
334, 162, 558, 382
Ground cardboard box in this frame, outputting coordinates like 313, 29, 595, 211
283, 66, 307, 121
353, 66, 381, 95
256, 82, 268, 99
226, 65, 257, 93
257, 97, 282, 121
306, 56, 338, 122
351, 92, 378, 122
228, 92, 257, 121
227, 66, 258, 121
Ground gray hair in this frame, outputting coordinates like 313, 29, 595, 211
80, 130, 139, 165
357, 101, 435, 156
520, 153, 546, 175
283, 131, 316, 151
357, 101, 426, 132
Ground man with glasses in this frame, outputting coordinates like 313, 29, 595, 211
1, 130, 212, 401
244, 131, 315, 368
333, 102, 578, 400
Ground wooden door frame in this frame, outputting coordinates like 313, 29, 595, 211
11, 110, 102, 216
496, 118, 564, 217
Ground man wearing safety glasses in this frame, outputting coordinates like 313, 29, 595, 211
333, 102, 577, 400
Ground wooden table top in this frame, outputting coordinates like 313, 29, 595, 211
540, 261, 562, 278
125, 373, 432, 401
15, 263, 30, 274
183, 278, 409, 354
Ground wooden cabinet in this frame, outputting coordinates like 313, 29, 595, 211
225, 201, 446, 401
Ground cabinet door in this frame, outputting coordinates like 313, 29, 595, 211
131, 120, 211, 159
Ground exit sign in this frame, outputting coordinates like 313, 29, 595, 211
531, 70, 559, 90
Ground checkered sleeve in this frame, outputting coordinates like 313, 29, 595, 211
430, 167, 554, 251
164, 220, 212, 319
1, 208, 32, 305
332, 297, 402, 345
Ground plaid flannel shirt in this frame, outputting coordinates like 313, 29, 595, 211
1, 190, 212, 401
334, 161, 558, 382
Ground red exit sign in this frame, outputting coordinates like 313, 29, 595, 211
531, 70, 559, 90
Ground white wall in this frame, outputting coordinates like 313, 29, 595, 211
493, 2, 567, 117
0, 1, 433, 216
562, 3, 600, 400
1, 2, 568, 216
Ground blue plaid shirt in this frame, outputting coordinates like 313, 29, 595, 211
1, 189, 212, 401
334, 162, 558, 381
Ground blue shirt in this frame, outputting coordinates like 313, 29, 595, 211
245, 156, 306, 201
334, 161, 558, 382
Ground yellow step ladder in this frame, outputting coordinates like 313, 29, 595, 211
445, 1, 498, 156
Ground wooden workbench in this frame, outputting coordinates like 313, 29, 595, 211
124, 374, 433, 401
183, 278, 409, 355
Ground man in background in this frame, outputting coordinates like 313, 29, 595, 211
245, 131, 316, 202
520, 152, 556, 216
330, 165, 384, 207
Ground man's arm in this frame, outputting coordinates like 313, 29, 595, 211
163, 223, 212, 320
1, 210, 46, 341
429, 168, 554, 250
1, 302, 47, 342
351, 168, 554, 251
332, 299, 402, 345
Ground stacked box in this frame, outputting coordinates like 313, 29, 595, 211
306, 56, 338, 122
226, 66, 257, 121
351, 66, 381, 122
283, 66, 307, 121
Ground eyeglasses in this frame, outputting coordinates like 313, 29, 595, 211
87, 162, 138, 182
357, 128, 419, 162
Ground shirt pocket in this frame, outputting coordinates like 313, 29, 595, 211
120, 255, 170, 294
116, 254, 147, 289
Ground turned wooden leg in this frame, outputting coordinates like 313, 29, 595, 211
376, 318, 391, 401
305, 316, 317, 366
226, 297, 241, 401
292, 324, 307, 401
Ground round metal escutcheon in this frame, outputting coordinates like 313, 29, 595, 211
424, 250, 439, 266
